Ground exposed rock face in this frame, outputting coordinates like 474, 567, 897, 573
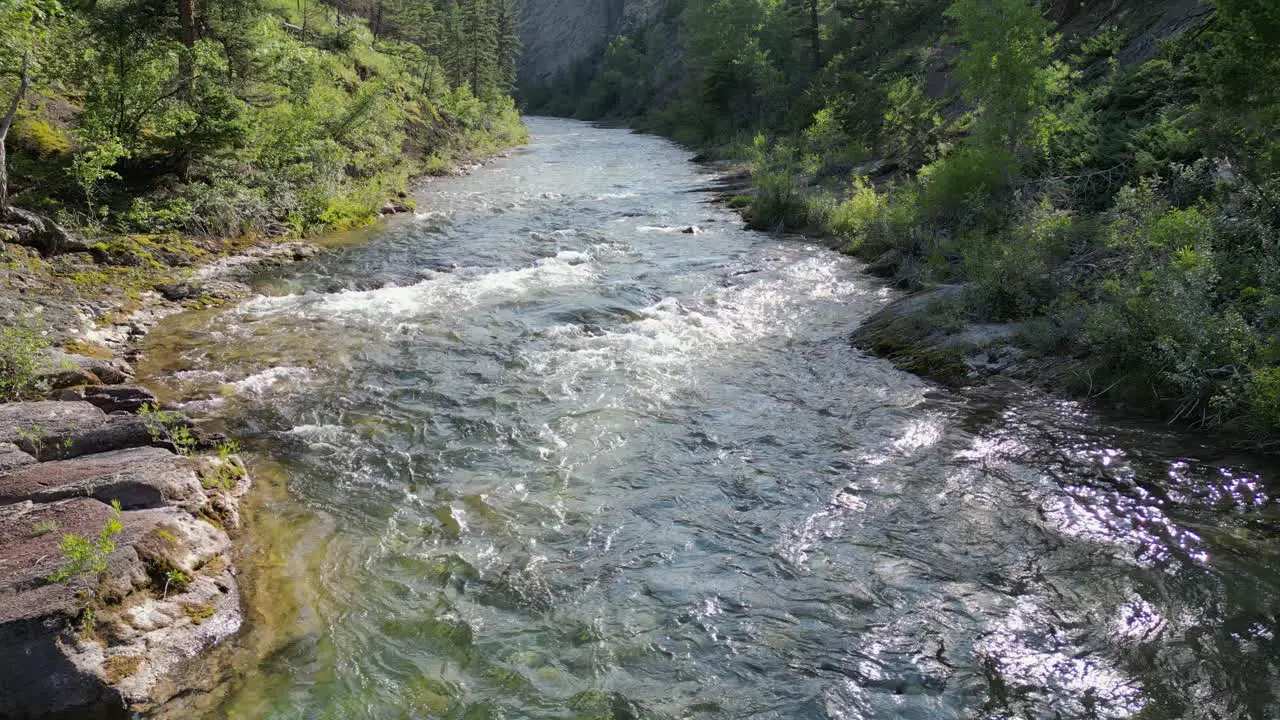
0, 401, 165, 461
53, 385, 159, 414
0, 207, 88, 256
516, 0, 662, 85
155, 241, 320, 302
0, 400, 248, 718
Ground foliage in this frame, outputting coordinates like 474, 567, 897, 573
3, 0, 526, 238
205, 440, 246, 490
48, 500, 123, 584
0, 322, 46, 400
31, 519, 58, 537
523, 0, 1280, 446
139, 402, 198, 455
162, 569, 188, 599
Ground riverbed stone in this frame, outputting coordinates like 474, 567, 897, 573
0, 446, 204, 510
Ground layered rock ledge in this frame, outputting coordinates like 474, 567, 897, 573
0, 358, 248, 719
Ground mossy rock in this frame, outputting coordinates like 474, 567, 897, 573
852, 284, 972, 387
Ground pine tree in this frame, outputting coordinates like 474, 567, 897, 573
461, 0, 497, 97
492, 0, 521, 94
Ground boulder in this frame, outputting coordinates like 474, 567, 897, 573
0, 401, 176, 460
60, 353, 135, 385
55, 416, 164, 461
0, 207, 89, 256
0, 446, 204, 510
34, 352, 135, 389
0, 401, 109, 447
38, 366, 100, 391
0, 497, 134, 719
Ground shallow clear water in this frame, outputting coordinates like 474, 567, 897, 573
140, 118, 1280, 719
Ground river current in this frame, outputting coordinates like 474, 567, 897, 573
139, 118, 1280, 719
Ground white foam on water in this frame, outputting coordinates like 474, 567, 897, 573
239, 251, 600, 326
232, 366, 313, 396
285, 423, 359, 447
523, 254, 862, 409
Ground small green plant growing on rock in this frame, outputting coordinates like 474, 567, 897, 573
138, 403, 197, 455
15, 424, 45, 457
16, 424, 75, 460
162, 570, 188, 599
204, 440, 245, 490
49, 500, 123, 584
31, 519, 58, 537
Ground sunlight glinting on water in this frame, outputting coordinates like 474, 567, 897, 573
134, 118, 1280, 720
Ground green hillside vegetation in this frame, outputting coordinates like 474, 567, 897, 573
0, 0, 525, 241
524, 0, 1280, 448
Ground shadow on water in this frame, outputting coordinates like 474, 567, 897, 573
137, 118, 1280, 719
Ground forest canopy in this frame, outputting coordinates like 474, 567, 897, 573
0, 0, 525, 237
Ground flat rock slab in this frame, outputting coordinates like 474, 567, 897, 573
0, 402, 161, 460
54, 385, 159, 414
0, 497, 240, 719
0, 447, 203, 510
0, 401, 108, 447
0, 497, 119, 623
0, 443, 35, 473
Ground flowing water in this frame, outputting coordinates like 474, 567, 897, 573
139, 118, 1280, 719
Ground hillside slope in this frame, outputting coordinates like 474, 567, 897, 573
518, 0, 1280, 449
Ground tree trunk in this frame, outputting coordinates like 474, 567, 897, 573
0, 52, 32, 216
178, 0, 197, 181
808, 0, 821, 70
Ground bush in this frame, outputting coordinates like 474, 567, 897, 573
0, 324, 48, 401
1245, 366, 1280, 446
830, 178, 921, 259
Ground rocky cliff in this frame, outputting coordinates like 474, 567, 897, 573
516, 0, 662, 85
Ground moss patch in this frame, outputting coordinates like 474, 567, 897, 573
180, 601, 215, 625
102, 654, 144, 684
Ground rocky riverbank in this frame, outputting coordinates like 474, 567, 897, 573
0, 235, 326, 717
0, 376, 248, 717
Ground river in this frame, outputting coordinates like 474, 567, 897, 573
138, 118, 1280, 719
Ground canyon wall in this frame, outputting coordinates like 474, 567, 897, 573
516, 0, 662, 86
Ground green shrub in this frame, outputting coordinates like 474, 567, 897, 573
830, 178, 921, 259
961, 204, 1072, 321
1245, 366, 1280, 446
49, 501, 123, 584
0, 324, 48, 401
